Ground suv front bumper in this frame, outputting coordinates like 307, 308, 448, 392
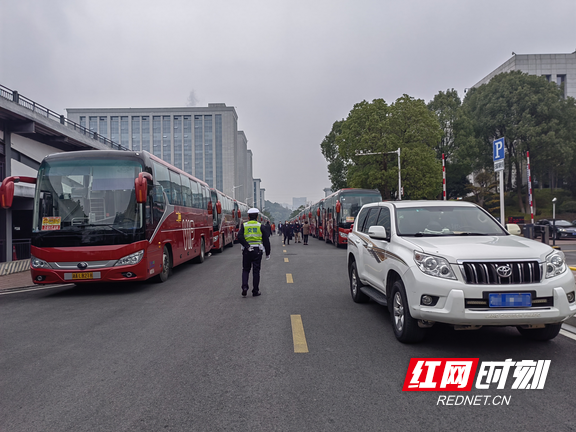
405, 269, 576, 326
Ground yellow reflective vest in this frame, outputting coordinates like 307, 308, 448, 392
244, 220, 263, 245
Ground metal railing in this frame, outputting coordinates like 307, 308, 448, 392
0, 84, 128, 151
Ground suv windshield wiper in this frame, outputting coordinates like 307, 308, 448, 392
457, 232, 489, 236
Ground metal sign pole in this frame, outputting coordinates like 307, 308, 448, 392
500, 171, 505, 225
527, 151, 534, 224
442, 153, 446, 200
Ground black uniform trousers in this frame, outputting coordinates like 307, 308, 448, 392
242, 248, 263, 293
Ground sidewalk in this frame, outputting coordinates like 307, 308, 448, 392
0, 270, 36, 290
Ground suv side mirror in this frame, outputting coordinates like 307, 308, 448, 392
368, 225, 387, 240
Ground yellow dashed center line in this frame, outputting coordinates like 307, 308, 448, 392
291, 314, 309, 353
286, 273, 293, 283
283, 250, 287, 253
284, 258, 289, 263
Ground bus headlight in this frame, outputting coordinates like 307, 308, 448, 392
339, 232, 348, 238
115, 250, 144, 267
31, 255, 50, 269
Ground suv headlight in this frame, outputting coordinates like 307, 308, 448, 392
545, 251, 566, 278
414, 252, 456, 280
114, 250, 144, 267
31, 255, 50, 269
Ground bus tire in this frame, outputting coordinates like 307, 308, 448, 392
157, 245, 171, 283
219, 235, 225, 254
194, 238, 205, 263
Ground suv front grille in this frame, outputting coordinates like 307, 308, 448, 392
461, 261, 542, 285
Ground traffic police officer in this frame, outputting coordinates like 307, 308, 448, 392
237, 208, 271, 297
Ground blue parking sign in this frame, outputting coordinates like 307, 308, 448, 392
493, 138, 505, 161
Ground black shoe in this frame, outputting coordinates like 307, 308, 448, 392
253, 291, 261, 297
242, 289, 248, 297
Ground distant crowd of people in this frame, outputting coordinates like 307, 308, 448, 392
276, 220, 310, 246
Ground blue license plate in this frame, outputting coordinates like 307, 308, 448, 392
489, 293, 532, 308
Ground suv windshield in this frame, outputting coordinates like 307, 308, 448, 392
396, 205, 507, 236
32, 158, 144, 245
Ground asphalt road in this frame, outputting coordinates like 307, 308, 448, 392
2, 234, 576, 432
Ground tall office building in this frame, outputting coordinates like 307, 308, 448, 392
253, 178, 262, 210
246, 150, 254, 206
235, 131, 251, 204
474, 51, 576, 98
67, 104, 252, 199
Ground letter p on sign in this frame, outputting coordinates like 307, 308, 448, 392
493, 138, 505, 161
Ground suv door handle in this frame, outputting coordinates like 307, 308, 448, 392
367, 244, 373, 251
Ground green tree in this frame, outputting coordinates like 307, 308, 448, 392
320, 120, 348, 191
462, 71, 573, 212
337, 96, 443, 200
427, 89, 472, 199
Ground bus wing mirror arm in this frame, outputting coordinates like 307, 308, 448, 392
0, 176, 36, 209
135, 172, 153, 204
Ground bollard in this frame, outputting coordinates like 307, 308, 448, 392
541, 225, 549, 244
522, 223, 534, 239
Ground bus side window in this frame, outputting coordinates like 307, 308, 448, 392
153, 185, 165, 222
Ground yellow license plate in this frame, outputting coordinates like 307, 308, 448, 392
72, 272, 93, 280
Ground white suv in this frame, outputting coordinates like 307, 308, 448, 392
347, 200, 576, 343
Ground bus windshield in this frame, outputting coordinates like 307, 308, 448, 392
340, 193, 381, 225
33, 159, 144, 237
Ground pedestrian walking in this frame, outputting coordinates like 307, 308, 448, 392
302, 220, 310, 245
294, 221, 301, 243
237, 208, 271, 297
283, 220, 292, 245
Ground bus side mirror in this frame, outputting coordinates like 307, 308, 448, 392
208, 201, 213, 215
0, 179, 15, 209
135, 172, 152, 204
336, 201, 341, 214
216, 201, 222, 215
0, 176, 36, 209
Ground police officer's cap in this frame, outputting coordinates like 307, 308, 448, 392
248, 208, 259, 214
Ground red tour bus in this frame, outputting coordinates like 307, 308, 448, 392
0, 150, 214, 284
234, 201, 249, 241
322, 188, 382, 247
310, 199, 324, 240
210, 188, 236, 253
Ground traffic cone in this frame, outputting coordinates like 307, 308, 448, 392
12, 245, 17, 261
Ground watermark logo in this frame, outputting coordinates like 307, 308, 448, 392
403, 358, 479, 391
403, 358, 550, 391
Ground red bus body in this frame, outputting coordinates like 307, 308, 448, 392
24, 150, 215, 284
321, 189, 382, 247
210, 188, 236, 252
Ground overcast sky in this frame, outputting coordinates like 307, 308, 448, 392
1, 0, 575, 205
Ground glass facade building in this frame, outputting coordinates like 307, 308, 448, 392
66, 105, 254, 200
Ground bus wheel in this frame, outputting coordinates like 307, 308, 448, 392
219, 235, 225, 254
157, 246, 171, 283
194, 238, 206, 263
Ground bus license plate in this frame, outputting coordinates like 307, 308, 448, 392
72, 272, 93, 280
64, 272, 101, 281
489, 293, 531, 308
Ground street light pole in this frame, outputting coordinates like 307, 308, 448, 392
232, 185, 242, 200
